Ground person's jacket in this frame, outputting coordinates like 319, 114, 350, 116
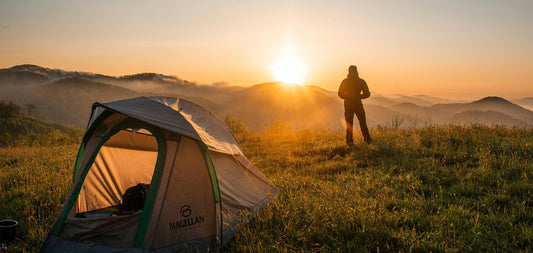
338, 75, 370, 101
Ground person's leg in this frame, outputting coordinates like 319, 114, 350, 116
344, 103, 355, 145
354, 102, 372, 144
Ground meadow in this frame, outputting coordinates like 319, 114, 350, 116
1, 123, 532, 252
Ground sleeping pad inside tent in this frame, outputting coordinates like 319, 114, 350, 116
40, 96, 279, 252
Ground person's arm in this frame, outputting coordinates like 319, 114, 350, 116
360, 79, 370, 99
338, 80, 346, 99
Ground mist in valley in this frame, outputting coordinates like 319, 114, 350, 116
1, 64, 533, 130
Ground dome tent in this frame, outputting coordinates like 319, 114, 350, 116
41, 97, 278, 252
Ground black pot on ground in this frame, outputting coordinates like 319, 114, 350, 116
0, 220, 18, 243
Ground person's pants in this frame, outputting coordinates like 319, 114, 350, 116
344, 100, 371, 144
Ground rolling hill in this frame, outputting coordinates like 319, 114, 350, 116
222, 82, 343, 129
0, 101, 82, 146
514, 97, 533, 106
0, 69, 49, 88
1, 77, 143, 126
431, 97, 533, 125
0, 64, 532, 129
513, 97, 533, 112
447, 110, 529, 127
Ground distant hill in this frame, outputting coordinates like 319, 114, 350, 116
447, 110, 529, 127
513, 97, 533, 112
0, 64, 531, 129
3, 64, 191, 88
222, 82, 343, 129
514, 97, 533, 106
411, 94, 465, 104
431, 97, 533, 124
0, 70, 49, 88
6, 64, 115, 82
119, 72, 182, 82
366, 94, 450, 108
366, 95, 401, 107
389, 102, 432, 117
0, 101, 82, 146
1, 77, 143, 126
396, 95, 434, 107
364, 104, 412, 127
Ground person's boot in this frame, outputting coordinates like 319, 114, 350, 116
364, 135, 372, 144
346, 130, 354, 146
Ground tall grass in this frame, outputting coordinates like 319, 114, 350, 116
0, 144, 77, 252
1, 125, 532, 252
227, 125, 533, 252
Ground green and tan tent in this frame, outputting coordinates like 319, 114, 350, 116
40, 96, 278, 252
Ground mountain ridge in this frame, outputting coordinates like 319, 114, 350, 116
0, 64, 531, 129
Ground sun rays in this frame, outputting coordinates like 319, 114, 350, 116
269, 45, 307, 86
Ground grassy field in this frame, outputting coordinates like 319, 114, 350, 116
1, 125, 532, 252
0, 144, 77, 251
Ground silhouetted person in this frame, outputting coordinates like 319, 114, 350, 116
338, 65, 372, 145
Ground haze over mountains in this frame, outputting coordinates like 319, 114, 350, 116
1, 64, 532, 129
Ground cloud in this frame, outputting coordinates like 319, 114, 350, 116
2, 24, 10, 30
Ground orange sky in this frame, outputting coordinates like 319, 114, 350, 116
1, 1, 532, 99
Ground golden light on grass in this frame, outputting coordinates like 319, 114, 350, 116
270, 45, 307, 86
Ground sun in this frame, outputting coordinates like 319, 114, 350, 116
270, 54, 307, 86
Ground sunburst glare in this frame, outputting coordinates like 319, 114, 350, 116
270, 47, 307, 86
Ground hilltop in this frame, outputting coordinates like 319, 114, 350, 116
1, 64, 532, 129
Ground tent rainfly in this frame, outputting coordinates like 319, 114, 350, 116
40, 96, 278, 252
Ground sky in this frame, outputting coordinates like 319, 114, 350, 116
1, 0, 532, 99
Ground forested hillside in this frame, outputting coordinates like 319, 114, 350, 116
0, 101, 83, 146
